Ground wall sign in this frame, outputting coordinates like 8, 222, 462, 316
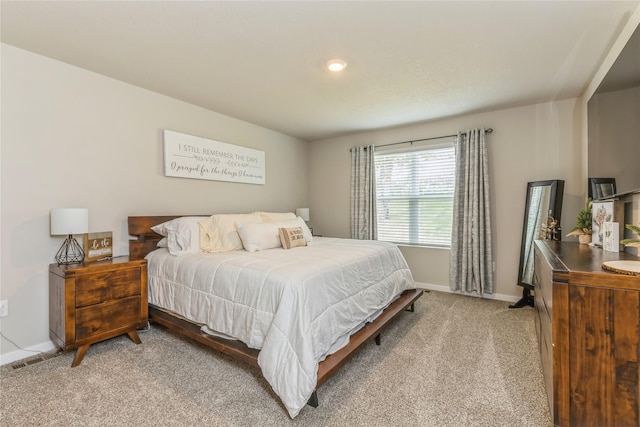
163, 130, 265, 185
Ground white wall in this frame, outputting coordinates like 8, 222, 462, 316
0, 44, 309, 361
309, 98, 584, 300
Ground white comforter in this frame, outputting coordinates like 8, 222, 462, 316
145, 237, 415, 418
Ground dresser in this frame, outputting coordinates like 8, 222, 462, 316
49, 256, 148, 367
534, 240, 640, 426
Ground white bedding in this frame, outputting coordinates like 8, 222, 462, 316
145, 237, 415, 418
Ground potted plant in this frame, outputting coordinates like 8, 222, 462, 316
621, 223, 640, 249
567, 198, 593, 244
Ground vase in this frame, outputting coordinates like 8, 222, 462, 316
579, 234, 592, 245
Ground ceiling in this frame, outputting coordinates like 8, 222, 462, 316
1, 1, 639, 141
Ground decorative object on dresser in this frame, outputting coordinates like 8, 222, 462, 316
602, 260, 640, 276
588, 177, 617, 200
534, 240, 640, 426
591, 200, 614, 246
602, 221, 620, 252
621, 222, 640, 249
50, 208, 89, 265
510, 179, 564, 309
49, 256, 148, 367
83, 231, 113, 262
566, 198, 592, 245
539, 215, 560, 241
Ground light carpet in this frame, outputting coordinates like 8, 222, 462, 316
0, 291, 551, 426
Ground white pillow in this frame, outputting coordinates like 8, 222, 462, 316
236, 216, 313, 252
151, 216, 208, 256
236, 222, 282, 252
253, 211, 296, 223
199, 213, 263, 252
288, 216, 314, 244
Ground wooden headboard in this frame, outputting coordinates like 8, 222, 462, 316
128, 215, 183, 259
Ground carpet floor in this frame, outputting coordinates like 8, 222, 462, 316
0, 290, 551, 426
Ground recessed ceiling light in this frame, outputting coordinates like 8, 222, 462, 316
326, 59, 347, 72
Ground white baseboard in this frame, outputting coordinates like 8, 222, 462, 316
0, 340, 58, 366
416, 282, 521, 304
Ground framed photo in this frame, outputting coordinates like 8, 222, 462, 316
83, 231, 113, 262
592, 201, 614, 246
588, 177, 616, 200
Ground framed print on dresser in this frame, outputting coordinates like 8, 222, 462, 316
592, 201, 614, 246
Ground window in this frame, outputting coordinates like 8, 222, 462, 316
375, 143, 455, 247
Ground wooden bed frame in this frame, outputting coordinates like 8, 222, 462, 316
128, 215, 423, 409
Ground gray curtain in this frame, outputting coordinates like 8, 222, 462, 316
449, 129, 494, 294
350, 145, 377, 240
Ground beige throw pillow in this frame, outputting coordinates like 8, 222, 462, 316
279, 227, 307, 249
199, 213, 263, 252
253, 211, 297, 223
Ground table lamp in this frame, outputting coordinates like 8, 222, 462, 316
296, 208, 310, 222
51, 208, 89, 264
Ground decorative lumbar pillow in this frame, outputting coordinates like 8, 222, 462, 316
199, 213, 263, 252
279, 227, 307, 249
236, 218, 313, 252
253, 211, 297, 223
151, 216, 209, 256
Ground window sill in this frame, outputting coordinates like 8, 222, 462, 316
396, 243, 451, 251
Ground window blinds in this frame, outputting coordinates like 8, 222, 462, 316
375, 145, 455, 247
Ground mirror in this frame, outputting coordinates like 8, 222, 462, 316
588, 23, 640, 194
510, 179, 564, 308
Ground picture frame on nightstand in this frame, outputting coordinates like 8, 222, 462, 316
83, 231, 113, 262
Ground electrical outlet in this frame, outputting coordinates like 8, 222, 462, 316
0, 300, 8, 318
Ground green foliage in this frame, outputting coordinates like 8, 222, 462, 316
621, 223, 640, 247
568, 198, 592, 235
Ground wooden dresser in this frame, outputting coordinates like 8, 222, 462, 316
534, 240, 640, 426
49, 256, 148, 367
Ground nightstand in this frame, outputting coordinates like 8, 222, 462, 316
49, 256, 148, 367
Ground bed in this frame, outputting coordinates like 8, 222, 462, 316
128, 214, 423, 418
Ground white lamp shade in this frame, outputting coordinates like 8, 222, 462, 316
296, 208, 310, 222
51, 208, 89, 235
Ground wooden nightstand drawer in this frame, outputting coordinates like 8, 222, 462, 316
76, 295, 142, 340
76, 268, 141, 307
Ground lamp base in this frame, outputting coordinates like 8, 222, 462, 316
55, 235, 85, 265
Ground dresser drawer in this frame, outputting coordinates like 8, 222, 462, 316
75, 295, 142, 340
75, 268, 141, 307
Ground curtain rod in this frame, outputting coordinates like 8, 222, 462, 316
377, 128, 493, 149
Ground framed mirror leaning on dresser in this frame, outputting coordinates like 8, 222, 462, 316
509, 179, 564, 308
